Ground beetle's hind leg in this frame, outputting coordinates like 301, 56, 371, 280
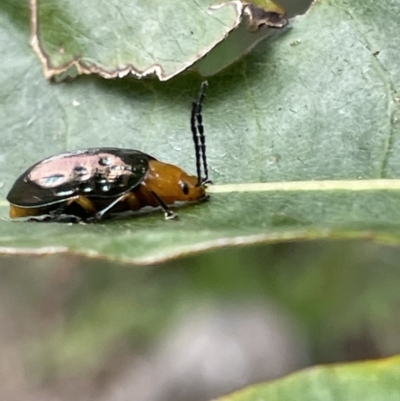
27, 196, 97, 223
27, 203, 83, 223
28, 214, 83, 223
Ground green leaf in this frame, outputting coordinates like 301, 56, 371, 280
1, 0, 400, 263
31, 0, 239, 80
216, 356, 400, 401
31, 0, 287, 80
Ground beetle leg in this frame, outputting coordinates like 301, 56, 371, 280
27, 215, 82, 223
47, 214, 83, 223
73, 196, 97, 215
151, 191, 177, 220
27, 202, 83, 223
89, 193, 130, 222
28, 216, 82, 223
29, 197, 98, 223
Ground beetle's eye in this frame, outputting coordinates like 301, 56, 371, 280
180, 182, 189, 195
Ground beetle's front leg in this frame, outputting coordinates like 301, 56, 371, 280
151, 191, 178, 220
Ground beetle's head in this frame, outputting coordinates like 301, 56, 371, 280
143, 160, 207, 205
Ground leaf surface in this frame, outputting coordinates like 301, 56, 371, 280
32, 0, 240, 80
31, 0, 288, 80
1, 0, 400, 263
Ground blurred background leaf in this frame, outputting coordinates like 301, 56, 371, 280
1, 241, 400, 400
1, 0, 400, 400
216, 356, 400, 401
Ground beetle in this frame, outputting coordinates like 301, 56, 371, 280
7, 82, 210, 223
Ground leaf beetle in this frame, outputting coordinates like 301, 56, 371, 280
7, 82, 210, 223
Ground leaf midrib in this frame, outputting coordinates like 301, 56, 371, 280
1, 179, 400, 208
206, 179, 400, 193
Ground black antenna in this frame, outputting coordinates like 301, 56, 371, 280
190, 81, 209, 184
190, 98, 202, 184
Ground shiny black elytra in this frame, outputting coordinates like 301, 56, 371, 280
7, 82, 210, 223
